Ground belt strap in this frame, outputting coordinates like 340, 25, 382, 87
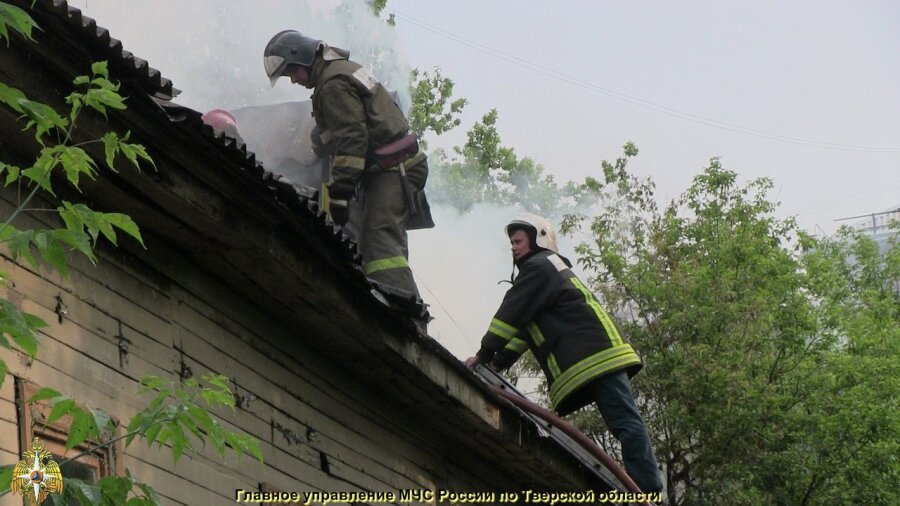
371, 149, 426, 172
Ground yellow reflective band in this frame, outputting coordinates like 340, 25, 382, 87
319, 183, 331, 215
549, 345, 640, 407
526, 322, 546, 346
551, 354, 639, 407
333, 155, 366, 170
489, 318, 518, 340
504, 337, 528, 354
364, 256, 409, 275
570, 277, 623, 346
547, 353, 561, 379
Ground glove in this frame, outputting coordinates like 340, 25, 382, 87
329, 198, 350, 226
310, 125, 328, 158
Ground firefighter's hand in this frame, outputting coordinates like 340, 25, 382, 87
329, 199, 350, 226
310, 125, 327, 158
464, 356, 481, 368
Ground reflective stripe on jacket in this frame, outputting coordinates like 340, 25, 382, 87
477, 250, 643, 415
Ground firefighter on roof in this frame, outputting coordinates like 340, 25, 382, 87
264, 30, 432, 298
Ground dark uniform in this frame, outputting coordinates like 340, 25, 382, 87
309, 57, 427, 296
476, 249, 663, 493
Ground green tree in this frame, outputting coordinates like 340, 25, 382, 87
428, 109, 601, 215
0, 3, 262, 503
559, 155, 898, 504
408, 67, 468, 146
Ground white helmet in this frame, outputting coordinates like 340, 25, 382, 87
505, 213, 558, 253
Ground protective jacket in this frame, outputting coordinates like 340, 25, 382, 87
310, 58, 426, 197
477, 250, 643, 415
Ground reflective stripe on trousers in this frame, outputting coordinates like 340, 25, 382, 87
358, 169, 419, 297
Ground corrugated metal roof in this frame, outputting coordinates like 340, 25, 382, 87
25, 0, 429, 320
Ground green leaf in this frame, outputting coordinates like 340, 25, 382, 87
91, 408, 113, 434
143, 419, 164, 446
0, 299, 42, 356
5, 229, 38, 268
72, 75, 90, 86
0, 464, 12, 494
65, 91, 83, 124
17, 97, 68, 142
34, 230, 69, 278
90, 77, 119, 92
21, 149, 58, 195
177, 411, 203, 441
91, 61, 109, 79
101, 132, 119, 170
84, 87, 126, 116
1, 161, 20, 186
107, 211, 145, 246
59, 146, 98, 190
169, 426, 191, 464
64, 478, 102, 505
67, 407, 100, 450
52, 227, 95, 264
138, 375, 167, 393
187, 404, 215, 433
0, 360, 6, 394
22, 312, 46, 329
47, 397, 76, 424
0, 3, 38, 44
97, 475, 131, 504
95, 213, 118, 246
118, 140, 154, 170
225, 432, 264, 464
128, 498, 158, 506
0, 81, 26, 113
29, 387, 63, 403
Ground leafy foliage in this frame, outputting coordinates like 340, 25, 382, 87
429, 109, 602, 216
0, 1, 36, 45
560, 155, 899, 504
0, 60, 151, 392
126, 374, 263, 465
1, 374, 262, 503
0, 7, 263, 505
408, 67, 468, 146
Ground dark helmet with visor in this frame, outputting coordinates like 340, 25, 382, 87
264, 30, 322, 86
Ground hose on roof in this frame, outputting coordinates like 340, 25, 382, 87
490, 384, 656, 506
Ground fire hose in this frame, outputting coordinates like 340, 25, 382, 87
489, 384, 656, 506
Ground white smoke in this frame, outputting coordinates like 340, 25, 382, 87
69, 0, 412, 112
67, 0, 585, 360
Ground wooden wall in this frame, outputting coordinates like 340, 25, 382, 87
0, 189, 508, 505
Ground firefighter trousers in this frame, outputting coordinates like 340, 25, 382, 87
588, 371, 664, 494
357, 159, 427, 298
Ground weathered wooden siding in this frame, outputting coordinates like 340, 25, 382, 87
1, 190, 510, 505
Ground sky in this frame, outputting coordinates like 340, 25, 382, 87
66, 0, 899, 358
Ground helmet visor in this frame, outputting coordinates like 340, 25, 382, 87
264, 55, 286, 86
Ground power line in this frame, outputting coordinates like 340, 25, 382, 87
390, 8, 900, 154
410, 265, 480, 354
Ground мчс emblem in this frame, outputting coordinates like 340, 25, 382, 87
10, 437, 64, 505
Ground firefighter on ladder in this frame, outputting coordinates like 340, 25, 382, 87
466, 213, 664, 496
